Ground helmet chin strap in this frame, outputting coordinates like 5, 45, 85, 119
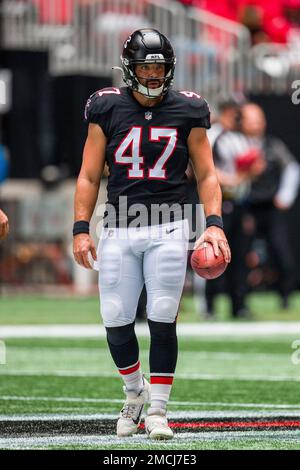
137, 82, 164, 98
136, 69, 172, 98
116, 59, 173, 98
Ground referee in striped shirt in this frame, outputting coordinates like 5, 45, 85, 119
206, 103, 299, 316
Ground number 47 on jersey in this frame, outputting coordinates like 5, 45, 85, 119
115, 127, 178, 180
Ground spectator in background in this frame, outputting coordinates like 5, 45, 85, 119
209, 102, 299, 317
241, 103, 300, 308
181, 0, 300, 46
0, 209, 9, 241
191, 99, 241, 318
205, 107, 255, 319
208, 99, 241, 146
238, 3, 270, 45
264, 0, 300, 44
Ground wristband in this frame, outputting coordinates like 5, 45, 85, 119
73, 220, 90, 236
206, 215, 224, 230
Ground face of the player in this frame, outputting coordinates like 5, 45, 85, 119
135, 63, 165, 89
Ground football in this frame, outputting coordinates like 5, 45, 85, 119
191, 242, 228, 279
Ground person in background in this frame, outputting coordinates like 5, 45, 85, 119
206, 102, 266, 319
264, 0, 300, 44
242, 103, 300, 308
195, 100, 243, 319
0, 209, 9, 241
208, 99, 241, 147
209, 102, 299, 317
238, 3, 270, 45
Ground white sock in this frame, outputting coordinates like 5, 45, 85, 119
118, 360, 144, 394
149, 374, 174, 412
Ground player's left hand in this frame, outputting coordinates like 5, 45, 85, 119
193, 226, 231, 263
0, 209, 9, 241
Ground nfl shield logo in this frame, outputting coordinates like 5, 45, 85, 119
145, 111, 152, 120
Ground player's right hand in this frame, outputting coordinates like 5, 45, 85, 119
73, 234, 97, 269
0, 209, 9, 241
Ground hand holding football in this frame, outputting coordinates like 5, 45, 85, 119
191, 242, 228, 279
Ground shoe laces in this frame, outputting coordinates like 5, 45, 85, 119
120, 402, 141, 420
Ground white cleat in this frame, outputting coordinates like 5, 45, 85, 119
145, 408, 174, 440
117, 378, 151, 437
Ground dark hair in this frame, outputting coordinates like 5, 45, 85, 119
218, 100, 240, 113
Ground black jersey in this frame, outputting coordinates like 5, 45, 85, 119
84, 86, 210, 226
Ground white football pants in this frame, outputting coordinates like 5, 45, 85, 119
95, 219, 189, 327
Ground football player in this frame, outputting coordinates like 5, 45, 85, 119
0, 209, 9, 241
73, 29, 231, 440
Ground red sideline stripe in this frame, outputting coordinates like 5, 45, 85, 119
140, 420, 300, 430
119, 361, 140, 376
151, 376, 174, 385
169, 420, 300, 429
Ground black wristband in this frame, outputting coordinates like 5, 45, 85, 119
73, 220, 90, 237
206, 215, 224, 230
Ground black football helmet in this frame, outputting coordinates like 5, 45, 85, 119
120, 29, 176, 98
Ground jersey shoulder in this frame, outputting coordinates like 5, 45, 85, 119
172, 89, 210, 117
84, 87, 125, 122
170, 89, 211, 129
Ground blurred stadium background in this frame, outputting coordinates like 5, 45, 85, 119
1, 0, 300, 450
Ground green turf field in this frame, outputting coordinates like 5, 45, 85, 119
1, 291, 300, 324
1, 293, 300, 449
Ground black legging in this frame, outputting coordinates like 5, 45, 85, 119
248, 203, 295, 300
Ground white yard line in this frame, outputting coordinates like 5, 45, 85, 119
1, 397, 300, 413
0, 396, 124, 405
2, 322, 300, 338
1, 430, 300, 449
1, 369, 300, 382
